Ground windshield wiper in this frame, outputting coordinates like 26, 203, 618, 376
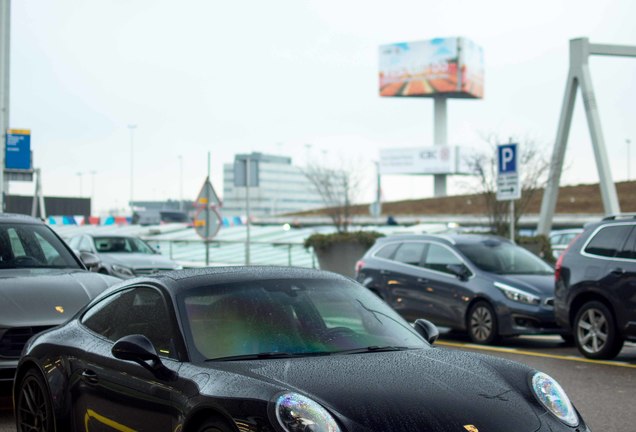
334, 346, 413, 355
206, 351, 333, 362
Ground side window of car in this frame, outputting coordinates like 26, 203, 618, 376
7, 228, 26, 257
82, 287, 178, 359
375, 243, 399, 259
585, 225, 634, 258
423, 243, 465, 274
34, 232, 64, 265
79, 236, 93, 252
393, 242, 426, 266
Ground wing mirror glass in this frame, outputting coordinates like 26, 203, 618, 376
413, 319, 439, 345
112, 334, 177, 381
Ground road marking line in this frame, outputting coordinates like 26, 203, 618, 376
436, 340, 636, 369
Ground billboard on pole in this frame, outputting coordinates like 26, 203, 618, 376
379, 37, 484, 99
379, 146, 473, 175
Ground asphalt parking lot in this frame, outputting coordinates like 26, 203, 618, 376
1, 333, 634, 432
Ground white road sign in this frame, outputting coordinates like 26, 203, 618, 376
496, 143, 521, 201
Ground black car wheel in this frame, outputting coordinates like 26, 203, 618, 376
196, 418, 232, 432
574, 301, 624, 359
467, 301, 499, 344
15, 369, 54, 432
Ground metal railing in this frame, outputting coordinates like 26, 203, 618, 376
143, 238, 317, 268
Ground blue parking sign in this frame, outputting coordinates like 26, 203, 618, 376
5, 129, 32, 170
498, 143, 517, 174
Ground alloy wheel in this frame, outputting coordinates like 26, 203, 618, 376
470, 305, 493, 342
16, 372, 53, 432
576, 307, 609, 354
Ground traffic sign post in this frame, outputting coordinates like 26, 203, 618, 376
497, 143, 520, 241
193, 176, 222, 266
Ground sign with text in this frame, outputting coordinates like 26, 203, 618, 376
5, 129, 31, 170
496, 143, 521, 201
379, 146, 472, 175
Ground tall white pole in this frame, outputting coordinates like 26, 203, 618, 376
178, 155, 183, 211
245, 157, 251, 265
128, 124, 137, 214
433, 96, 448, 197
627, 139, 631, 181
0, 0, 11, 212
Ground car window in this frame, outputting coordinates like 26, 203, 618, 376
68, 236, 81, 250
374, 243, 399, 259
422, 243, 464, 274
585, 225, 634, 258
79, 236, 93, 252
180, 279, 426, 361
457, 239, 553, 275
82, 287, 178, 359
0, 223, 82, 269
393, 242, 426, 266
93, 236, 155, 254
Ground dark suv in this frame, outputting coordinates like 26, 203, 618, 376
555, 215, 636, 359
356, 234, 558, 344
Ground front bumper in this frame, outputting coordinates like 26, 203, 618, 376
496, 300, 563, 336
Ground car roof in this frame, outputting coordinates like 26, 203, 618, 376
375, 233, 511, 246
122, 266, 353, 296
0, 213, 45, 225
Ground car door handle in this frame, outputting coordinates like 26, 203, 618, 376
610, 268, 625, 275
417, 278, 429, 284
81, 369, 99, 385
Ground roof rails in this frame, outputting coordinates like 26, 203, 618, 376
601, 213, 636, 221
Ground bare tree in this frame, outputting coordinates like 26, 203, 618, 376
303, 161, 363, 233
462, 134, 552, 236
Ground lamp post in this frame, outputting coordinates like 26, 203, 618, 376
76, 172, 83, 197
90, 170, 96, 214
627, 139, 632, 181
128, 124, 137, 213
178, 155, 183, 211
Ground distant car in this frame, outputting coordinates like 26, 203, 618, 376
555, 215, 636, 359
549, 228, 583, 260
0, 213, 119, 381
68, 234, 182, 279
356, 234, 560, 344
14, 267, 589, 432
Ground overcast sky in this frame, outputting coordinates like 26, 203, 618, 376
7, 0, 636, 214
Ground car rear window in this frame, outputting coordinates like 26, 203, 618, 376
584, 224, 634, 258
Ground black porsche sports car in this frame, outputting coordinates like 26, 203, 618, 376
14, 267, 589, 432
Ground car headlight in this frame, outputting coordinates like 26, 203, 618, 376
494, 282, 540, 305
111, 264, 135, 277
531, 372, 578, 427
275, 393, 340, 432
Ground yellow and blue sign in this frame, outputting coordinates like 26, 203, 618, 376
5, 129, 32, 170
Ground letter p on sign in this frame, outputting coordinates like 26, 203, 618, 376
498, 144, 517, 174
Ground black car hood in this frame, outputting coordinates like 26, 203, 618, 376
492, 274, 555, 297
207, 348, 541, 431
0, 269, 119, 327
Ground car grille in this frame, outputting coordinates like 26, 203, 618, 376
0, 326, 55, 358
133, 268, 174, 276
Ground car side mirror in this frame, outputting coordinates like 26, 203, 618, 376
79, 251, 100, 269
413, 319, 439, 345
446, 264, 471, 281
112, 334, 177, 381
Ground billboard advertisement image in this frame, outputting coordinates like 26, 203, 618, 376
379, 37, 484, 99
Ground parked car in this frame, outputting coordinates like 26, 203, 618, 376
549, 228, 583, 260
68, 234, 182, 279
0, 213, 119, 382
555, 215, 636, 359
14, 267, 589, 432
356, 234, 559, 344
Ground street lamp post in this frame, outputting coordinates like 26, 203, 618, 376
76, 172, 83, 197
178, 155, 183, 211
128, 124, 137, 213
627, 139, 632, 181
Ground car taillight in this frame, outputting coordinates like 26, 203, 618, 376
555, 233, 582, 282
355, 260, 365, 275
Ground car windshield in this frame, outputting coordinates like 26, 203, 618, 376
0, 223, 82, 269
456, 239, 553, 275
179, 278, 428, 361
93, 236, 155, 254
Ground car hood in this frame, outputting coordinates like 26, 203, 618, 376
207, 348, 541, 431
99, 253, 178, 269
491, 273, 555, 297
0, 269, 119, 327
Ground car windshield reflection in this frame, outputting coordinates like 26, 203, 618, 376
181, 279, 427, 361
457, 240, 553, 275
